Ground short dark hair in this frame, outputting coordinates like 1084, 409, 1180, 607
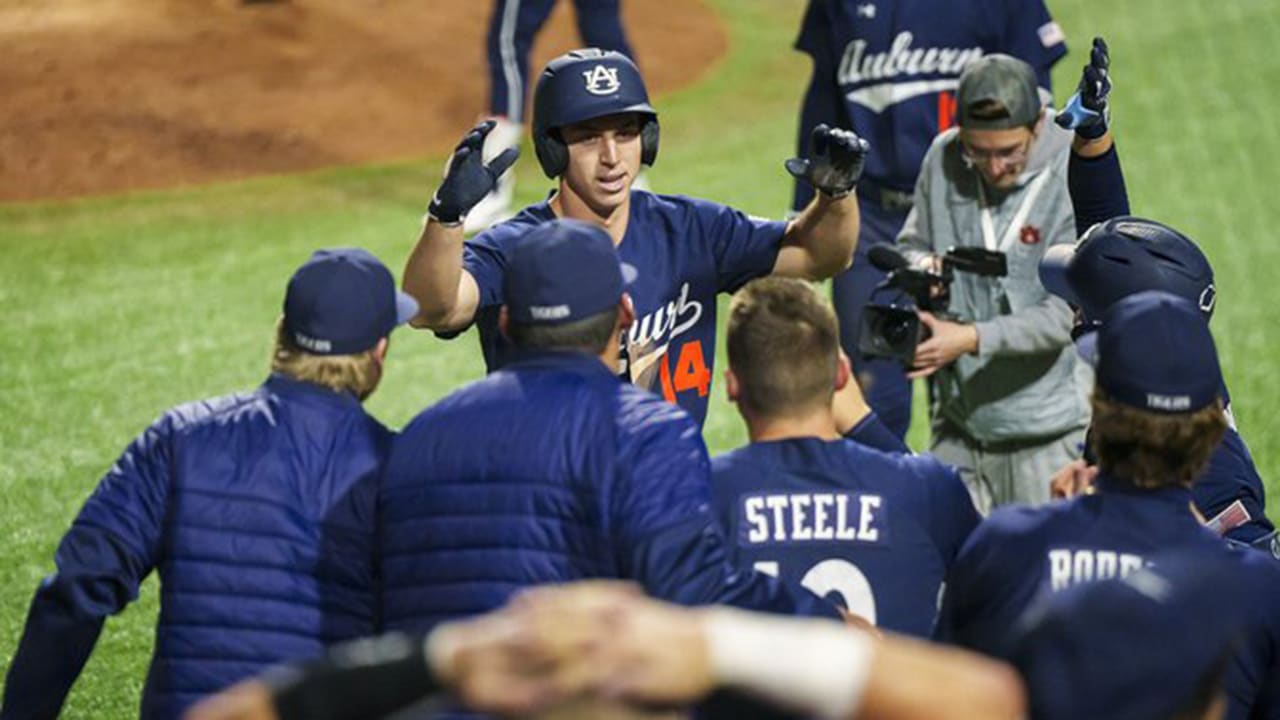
727, 278, 839, 418
1090, 389, 1228, 489
506, 306, 620, 354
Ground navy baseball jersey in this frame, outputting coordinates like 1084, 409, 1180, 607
711, 437, 980, 637
1201, 386, 1275, 545
794, 0, 1066, 198
1067, 146, 1273, 547
460, 190, 785, 426
937, 474, 1280, 719
936, 476, 1222, 655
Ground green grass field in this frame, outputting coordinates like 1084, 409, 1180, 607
3, 0, 1279, 714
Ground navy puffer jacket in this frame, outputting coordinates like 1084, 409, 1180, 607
2, 374, 389, 720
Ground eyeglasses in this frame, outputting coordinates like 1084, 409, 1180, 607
960, 138, 1031, 168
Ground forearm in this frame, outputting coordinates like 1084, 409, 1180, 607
631, 519, 840, 620
1069, 141, 1130, 237
843, 412, 910, 455
973, 297, 1073, 358
402, 219, 471, 331
704, 608, 871, 720
267, 633, 441, 720
780, 194, 859, 280
2, 583, 108, 719
858, 635, 1026, 720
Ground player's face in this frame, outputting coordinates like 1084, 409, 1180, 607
558, 113, 643, 218
959, 126, 1035, 190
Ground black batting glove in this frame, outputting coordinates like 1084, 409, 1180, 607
785, 124, 870, 200
428, 120, 519, 225
1056, 37, 1112, 140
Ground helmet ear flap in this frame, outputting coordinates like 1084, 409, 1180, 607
534, 129, 568, 178
640, 116, 660, 167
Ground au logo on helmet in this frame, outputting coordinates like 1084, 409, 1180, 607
583, 65, 621, 95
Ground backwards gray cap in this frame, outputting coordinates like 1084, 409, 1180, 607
957, 54, 1041, 130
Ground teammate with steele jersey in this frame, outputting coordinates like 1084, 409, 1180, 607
404, 48, 868, 427
710, 278, 979, 638
791, 0, 1067, 439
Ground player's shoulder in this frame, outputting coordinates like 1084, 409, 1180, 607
929, 127, 962, 156
972, 500, 1071, 546
708, 441, 778, 489
636, 189, 761, 225
843, 442, 956, 487
468, 200, 556, 249
616, 382, 699, 438
163, 387, 267, 435
401, 370, 516, 435
633, 189, 720, 220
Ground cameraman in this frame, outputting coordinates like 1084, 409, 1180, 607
896, 55, 1087, 512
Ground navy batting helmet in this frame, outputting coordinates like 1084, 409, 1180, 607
1039, 216, 1216, 332
531, 48, 659, 178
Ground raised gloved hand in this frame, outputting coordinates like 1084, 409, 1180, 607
785, 124, 870, 199
1055, 37, 1111, 140
429, 120, 519, 225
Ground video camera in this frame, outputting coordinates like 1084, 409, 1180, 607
858, 245, 1008, 365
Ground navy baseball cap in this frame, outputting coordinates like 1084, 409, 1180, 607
1089, 290, 1221, 414
283, 248, 418, 355
1014, 548, 1246, 720
504, 219, 637, 326
1040, 216, 1217, 327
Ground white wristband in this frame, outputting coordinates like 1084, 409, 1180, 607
704, 608, 873, 720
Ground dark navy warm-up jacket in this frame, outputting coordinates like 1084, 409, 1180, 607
379, 350, 839, 635
1, 374, 389, 720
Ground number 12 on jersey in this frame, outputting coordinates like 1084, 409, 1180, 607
754, 558, 877, 624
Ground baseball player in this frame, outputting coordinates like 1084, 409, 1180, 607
187, 582, 1028, 720
467, 0, 636, 232
1, 249, 417, 719
405, 48, 868, 428
935, 291, 1280, 719
382, 221, 839, 680
711, 277, 979, 638
1045, 38, 1275, 553
1012, 549, 1260, 720
792, 0, 1068, 439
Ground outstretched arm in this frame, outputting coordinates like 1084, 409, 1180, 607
1056, 38, 1131, 234
773, 125, 869, 280
403, 121, 517, 332
3, 418, 170, 719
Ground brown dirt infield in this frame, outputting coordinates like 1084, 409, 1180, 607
0, 0, 726, 202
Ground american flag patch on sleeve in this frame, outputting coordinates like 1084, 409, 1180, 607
1038, 21, 1066, 48
1205, 500, 1252, 536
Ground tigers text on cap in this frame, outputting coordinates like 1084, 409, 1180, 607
957, 54, 1042, 130
1013, 547, 1247, 720
503, 219, 636, 326
1092, 290, 1221, 414
283, 248, 419, 355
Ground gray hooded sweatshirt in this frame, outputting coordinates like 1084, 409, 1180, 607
898, 111, 1088, 442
